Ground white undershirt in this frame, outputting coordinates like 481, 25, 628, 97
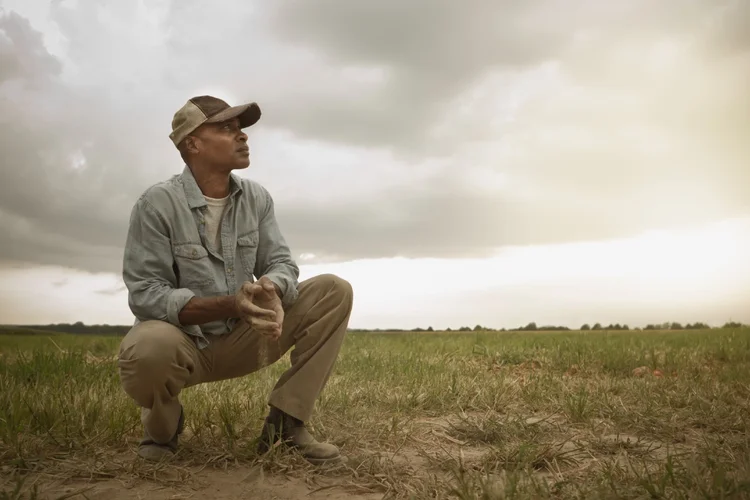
204, 195, 229, 255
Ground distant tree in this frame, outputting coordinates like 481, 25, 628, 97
538, 325, 570, 331
670, 322, 683, 330
473, 324, 483, 331
723, 321, 743, 329
523, 322, 537, 331
580, 324, 590, 331
458, 326, 471, 332
622, 324, 630, 330
427, 326, 434, 332
592, 323, 602, 330
445, 327, 452, 332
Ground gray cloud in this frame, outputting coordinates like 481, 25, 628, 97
259, 1, 570, 154
262, 0, 750, 153
0, 1, 747, 276
0, 10, 61, 82
0, 6, 186, 273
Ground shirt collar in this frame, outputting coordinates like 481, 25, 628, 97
179, 165, 243, 209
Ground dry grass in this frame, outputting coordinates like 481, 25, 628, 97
1, 328, 750, 499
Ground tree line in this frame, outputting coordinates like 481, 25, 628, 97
350, 320, 747, 333
0, 320, 746, 336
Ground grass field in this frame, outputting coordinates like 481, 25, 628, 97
1, 328, 749, 499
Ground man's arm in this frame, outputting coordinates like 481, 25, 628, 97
177, 295, 238, 326
123, 198, 237, 329
254, 186, 300, 307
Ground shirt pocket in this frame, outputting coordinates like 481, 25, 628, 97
237, 230, 259, 278
173, 243, 214, 288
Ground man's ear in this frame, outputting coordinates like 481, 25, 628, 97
185, 135, 200, 155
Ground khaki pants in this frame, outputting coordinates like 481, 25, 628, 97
117, 274, 353, 444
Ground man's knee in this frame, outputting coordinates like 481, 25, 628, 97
119, 320, 185, 363
312, 273, 353, 305
118, 321, 191, 403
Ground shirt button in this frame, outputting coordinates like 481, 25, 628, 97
227, 267, 233, 273
192, 249, 197, 257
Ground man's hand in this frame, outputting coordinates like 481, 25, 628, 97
235, 276, 284, 340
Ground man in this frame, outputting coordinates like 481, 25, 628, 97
118, 95, 353, 465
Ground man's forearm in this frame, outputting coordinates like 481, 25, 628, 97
177, 295, 238, 326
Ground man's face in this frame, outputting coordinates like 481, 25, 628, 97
190, 117, 250, 171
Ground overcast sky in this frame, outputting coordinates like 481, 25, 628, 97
0, 0, 748, 329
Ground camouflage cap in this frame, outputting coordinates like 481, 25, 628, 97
169, 95, 261, 147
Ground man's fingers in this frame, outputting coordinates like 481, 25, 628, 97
239, 299, 276, 319
274, 307, 285, 330
242, 282, 261, 296
250, 316, 280, 333
242, 281, 276, 302
261, 325, 281, 340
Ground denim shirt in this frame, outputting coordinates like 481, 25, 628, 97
122, 165, 300, 348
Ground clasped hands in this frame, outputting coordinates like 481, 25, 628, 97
234, 276, 284, 340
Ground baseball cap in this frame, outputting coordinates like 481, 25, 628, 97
169, 95, 261, 147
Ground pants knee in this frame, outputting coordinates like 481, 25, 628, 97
317, 273, 353, 305
118, 322, 191, 406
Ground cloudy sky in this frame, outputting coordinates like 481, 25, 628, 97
0, 0, 748, 330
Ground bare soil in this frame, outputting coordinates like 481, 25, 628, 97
28, 467, 383, 500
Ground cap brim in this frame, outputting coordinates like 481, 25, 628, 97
205, 102, 261, 128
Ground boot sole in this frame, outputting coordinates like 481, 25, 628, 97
137, 444, 176, 462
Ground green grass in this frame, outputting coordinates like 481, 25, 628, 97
1, 329, 750, 499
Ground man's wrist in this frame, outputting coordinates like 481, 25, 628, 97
260, 275, 283, 300
225, 294, 240, 318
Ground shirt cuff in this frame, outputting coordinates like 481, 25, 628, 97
264, 273, 299, 308
166, 287, 196, 326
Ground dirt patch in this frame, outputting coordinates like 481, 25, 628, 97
9, 465, 384, 500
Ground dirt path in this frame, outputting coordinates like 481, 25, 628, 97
20, 466, 385, 500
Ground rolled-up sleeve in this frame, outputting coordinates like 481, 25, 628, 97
254, 187, 300, 307
122, 198, 200, 336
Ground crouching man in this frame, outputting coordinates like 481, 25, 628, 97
117, 95, 353, 465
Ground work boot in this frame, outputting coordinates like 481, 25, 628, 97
137, 405, 184, 461
256, 406, 342, 465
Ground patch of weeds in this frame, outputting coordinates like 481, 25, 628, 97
563, 386, 591, 423
586, 432, 666, 459
445, 453, 557, 500
483, 440, 582, 473
447, 413, 546, 446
